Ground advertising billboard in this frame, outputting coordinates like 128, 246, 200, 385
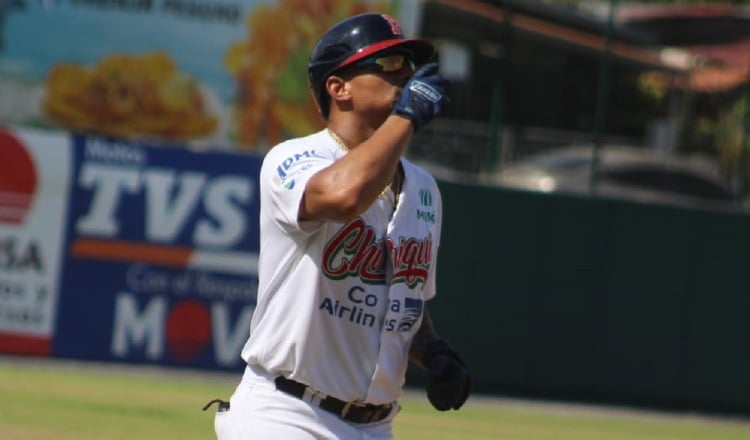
0, 126, 262, 370
0, 0, 409, 152
53, 133, 262, 369
0, 127, 71, 355
0, 0, 416, 370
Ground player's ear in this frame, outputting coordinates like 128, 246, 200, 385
326, 75, 351, 106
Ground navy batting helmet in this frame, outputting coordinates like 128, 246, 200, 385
308, 13, 434, 119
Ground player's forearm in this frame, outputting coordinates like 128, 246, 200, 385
301, 116, 413, 222
409, 308, 440, 369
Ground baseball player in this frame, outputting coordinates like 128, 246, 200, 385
208, 13, 471, 439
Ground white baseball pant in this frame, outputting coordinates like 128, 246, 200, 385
214, 365, 400, 440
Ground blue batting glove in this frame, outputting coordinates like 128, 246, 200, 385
392, 63, 450, 130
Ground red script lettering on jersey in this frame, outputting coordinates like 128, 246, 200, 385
322, 218, 431, 287
388, 236, 431, 288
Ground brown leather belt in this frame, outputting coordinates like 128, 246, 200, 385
274, 376, 394, 424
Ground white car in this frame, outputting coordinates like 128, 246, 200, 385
491, 145, 743, 212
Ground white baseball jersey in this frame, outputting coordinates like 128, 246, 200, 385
241, 128, 442, 405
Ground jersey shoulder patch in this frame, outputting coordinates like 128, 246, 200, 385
263, 131, 335, 189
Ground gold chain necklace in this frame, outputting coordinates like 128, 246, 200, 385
327, 128, 350, 153
327, 129, 398, 205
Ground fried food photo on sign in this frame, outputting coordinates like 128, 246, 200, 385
224, 0, 393, 150
43, 51, 218, 140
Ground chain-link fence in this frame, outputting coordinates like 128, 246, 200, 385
407, 0, 750, 212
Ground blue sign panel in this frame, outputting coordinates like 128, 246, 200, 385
54, 134, 262, 370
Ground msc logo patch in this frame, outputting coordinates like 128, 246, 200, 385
418, 188, 433, 207
417, 187, 435, 223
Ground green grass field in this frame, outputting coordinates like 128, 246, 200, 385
1, 357, 749, 440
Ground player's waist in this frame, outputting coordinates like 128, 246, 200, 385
243, 364, 396, 424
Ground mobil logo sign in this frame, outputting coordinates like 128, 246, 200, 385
54, 135, 262, 370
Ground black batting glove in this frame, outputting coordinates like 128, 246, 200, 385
391, 62, 450, 130
423, 340, 471, 411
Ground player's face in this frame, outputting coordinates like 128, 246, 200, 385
339, 51, 416, 120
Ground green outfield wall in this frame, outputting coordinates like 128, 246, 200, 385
423, 179, 750, 414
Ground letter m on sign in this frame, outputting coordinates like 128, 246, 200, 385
111, 293, 166, 359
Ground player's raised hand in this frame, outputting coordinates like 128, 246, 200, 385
391, 62, 450, 130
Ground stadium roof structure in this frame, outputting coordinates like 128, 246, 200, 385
427, 0, 749, 93
424, 0, 689, 73
605, 1, 750, 92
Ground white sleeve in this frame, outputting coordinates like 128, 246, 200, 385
260, 142, 335, 234
422, 182, 442, 301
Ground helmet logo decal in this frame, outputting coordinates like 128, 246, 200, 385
381, 14, 402, 37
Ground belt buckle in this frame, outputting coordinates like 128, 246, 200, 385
374, 402, 393, 422
340, 400, 372, 419
340, 401, 359, 419
341, 401, 392, 423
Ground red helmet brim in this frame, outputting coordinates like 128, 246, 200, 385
337, 38, 434, 71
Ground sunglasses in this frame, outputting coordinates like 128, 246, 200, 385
352, 53, 415, 73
